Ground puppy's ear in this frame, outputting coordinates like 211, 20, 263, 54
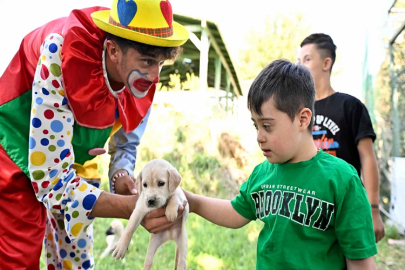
168, 168, 181, 194
136, 170, 143, 194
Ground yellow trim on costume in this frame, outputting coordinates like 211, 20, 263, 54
73, 157, 101, 180
73, 119, 123, 180
110, 118, 123, 137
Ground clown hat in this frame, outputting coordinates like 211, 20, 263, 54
91, 0, 189, 47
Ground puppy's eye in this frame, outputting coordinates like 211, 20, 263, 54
158, 181, 165, 187
143, 183, 147, 188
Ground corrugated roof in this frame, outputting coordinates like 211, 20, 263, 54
159, 14, 242, 96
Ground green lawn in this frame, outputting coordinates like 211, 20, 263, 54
91, 216, 261, 270
374, 225, 405, 270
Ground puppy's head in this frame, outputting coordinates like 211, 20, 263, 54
105, 219, 124, 237
136, 159, 182, 209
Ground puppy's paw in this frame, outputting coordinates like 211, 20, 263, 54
111, 240, 129, 261
165, 204, 178, 222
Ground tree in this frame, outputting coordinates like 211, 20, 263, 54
373, 32, 405, 200
237, 13, 310, 80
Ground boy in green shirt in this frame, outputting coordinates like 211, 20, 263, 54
183, 59, 377, 269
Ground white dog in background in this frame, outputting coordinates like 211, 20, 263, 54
112, 159, 189, 270
100, 219, 125, 260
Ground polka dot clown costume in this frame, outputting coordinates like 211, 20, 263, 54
0, 0, 188, 269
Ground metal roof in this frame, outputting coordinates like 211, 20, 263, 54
159, 14, 242, 96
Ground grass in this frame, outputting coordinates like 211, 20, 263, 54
91, 216, 262, 270
40, 97, 405, 269
375, 226, 405, 270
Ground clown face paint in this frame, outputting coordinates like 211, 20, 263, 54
127, 69, 159, 98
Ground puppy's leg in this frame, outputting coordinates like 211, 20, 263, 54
100, 235, 114, 259
174, 246, 179, 270
112, 201, 146, 260
143, 230, 171, 270
165, 194, 180, 222
175, 205, 189, 270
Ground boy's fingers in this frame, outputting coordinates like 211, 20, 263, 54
177, 200, 187, 212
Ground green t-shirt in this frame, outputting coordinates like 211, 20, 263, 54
231, 150, 377, 270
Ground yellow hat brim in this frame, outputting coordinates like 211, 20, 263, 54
91, 10, 189, 47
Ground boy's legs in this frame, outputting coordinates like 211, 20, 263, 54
0, 144, 47, 270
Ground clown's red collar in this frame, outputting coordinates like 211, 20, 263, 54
61, 8, 154, 132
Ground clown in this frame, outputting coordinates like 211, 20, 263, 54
0, 0, 188, 269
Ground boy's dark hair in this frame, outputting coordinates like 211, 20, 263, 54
300, 33, 336, 72
106, 33, 182, 60
247, 59, 315, 131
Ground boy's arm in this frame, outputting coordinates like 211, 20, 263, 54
335, 174, 378, 261
346, 257, 376, 270
358, 137, 385, 242
183, 190, 250, 229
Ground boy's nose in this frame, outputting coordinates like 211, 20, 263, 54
257, 131, 266, 143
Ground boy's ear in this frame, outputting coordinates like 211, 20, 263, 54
323, 57, 332, 72
298, 108, 312, 131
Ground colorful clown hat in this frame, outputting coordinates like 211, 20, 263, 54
91, 0, 189, 47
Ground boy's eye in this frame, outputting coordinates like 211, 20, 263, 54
253, 123, 258, 130
158, 181, 165, 187
263, 124, 271, 131
143, 183, 147, 188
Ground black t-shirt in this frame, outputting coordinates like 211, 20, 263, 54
313, 92, 376, 177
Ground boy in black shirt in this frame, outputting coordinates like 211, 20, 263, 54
297, 33, 385, 242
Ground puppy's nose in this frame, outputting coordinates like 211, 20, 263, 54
106, 227, 114, 236
147, 198, 156, 206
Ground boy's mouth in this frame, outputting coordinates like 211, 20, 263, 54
261, 148, 271, 156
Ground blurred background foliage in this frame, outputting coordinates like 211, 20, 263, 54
40, 9, 405, 270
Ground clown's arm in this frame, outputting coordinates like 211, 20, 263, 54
108, 107, 151, 194
28, 33, 135, 241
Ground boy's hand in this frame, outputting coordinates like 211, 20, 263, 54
141, 201, 187, 233
372, 209, 385, 242
113, 170, 138, 195
182, 189, 195, 213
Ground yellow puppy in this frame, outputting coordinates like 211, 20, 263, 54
112, 159, 189, 270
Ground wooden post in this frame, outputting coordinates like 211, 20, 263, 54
214, 55, 221, 102
199, 20, 209, 91
226, 73, 230, 112
389, 43, 400, 157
